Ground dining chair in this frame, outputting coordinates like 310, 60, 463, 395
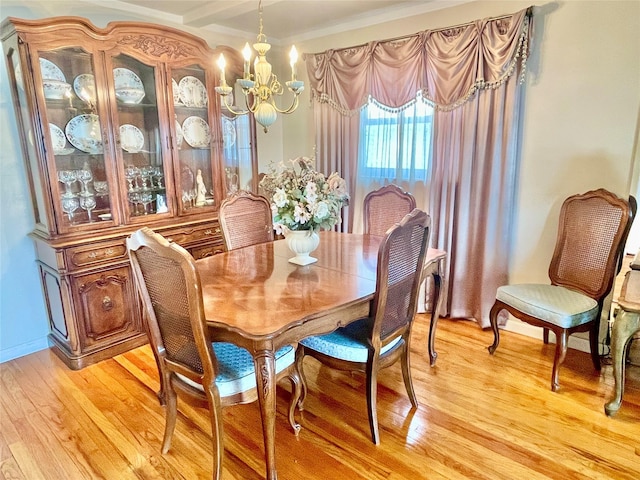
295, 208, 431, 445
219, 190, 274, 251
488, 188, 637, 392
363, 184, 416, 236
127, 227, 302, 479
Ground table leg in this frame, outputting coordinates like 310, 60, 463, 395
604, 310, 640, 416
427, 259, 445, 367
254, 350, 278, 479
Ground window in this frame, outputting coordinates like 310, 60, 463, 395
358, 97, 434, 181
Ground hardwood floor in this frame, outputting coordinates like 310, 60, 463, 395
1, 317, 639, 479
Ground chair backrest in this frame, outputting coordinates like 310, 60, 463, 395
371, 209, 431, 344
127, 227, 216, 385
363, 184, 417, 236
549, 188, 637, 300
219, 191, 274, 251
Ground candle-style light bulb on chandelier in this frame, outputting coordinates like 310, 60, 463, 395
214, 0, 304, 133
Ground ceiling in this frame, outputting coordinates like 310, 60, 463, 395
95, 0, 474, 44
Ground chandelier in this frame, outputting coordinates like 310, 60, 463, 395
214, 0, 304, 133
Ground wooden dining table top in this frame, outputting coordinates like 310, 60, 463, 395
196, 231, 379, 338
196, 231, 446, 340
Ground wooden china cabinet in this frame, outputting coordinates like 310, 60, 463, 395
1, 16, 258, 369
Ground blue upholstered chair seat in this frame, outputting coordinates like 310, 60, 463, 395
300, 318, 402, 362
496, 284, 599, 329
178, 343, 295, 397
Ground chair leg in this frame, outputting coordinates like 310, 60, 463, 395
294, 345, 308, 411
488, 302, 501, 355
400, 342, 418, 409
543, 328, 550, 344
366, 356, 380, 445
551, 330, 569, 392
589, 320, 602, 370
205, 386, 224, 480
161, 385, 178, 454
285, 362, 303, 435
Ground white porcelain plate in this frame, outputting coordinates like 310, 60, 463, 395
73, 73, 96, 104
40, 58, 66, 82
182, 116, 210, 149
119, 124, 145, 153
50, 123, 74, 155
113, 67, 144, 90
172, 78, 181, 105
178, 76, 208, 108
65, 114, 103, 154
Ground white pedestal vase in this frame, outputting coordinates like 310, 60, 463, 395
284, 230, 320, 265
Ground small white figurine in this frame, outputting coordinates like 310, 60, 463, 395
195, 169, 207, 207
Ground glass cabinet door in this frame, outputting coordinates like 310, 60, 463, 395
37, 47, 115, 229
221, 111, 256, 195
171, 64, 216, 213
111, 54, 168, 221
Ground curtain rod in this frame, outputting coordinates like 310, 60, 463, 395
307, 6, 533, 56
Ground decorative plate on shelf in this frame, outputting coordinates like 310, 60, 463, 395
178, 76, 208, 108
73, 73, 96, 104
221, 117, 236, 148
113, 67, 144, 90
172, 78, 181, 105
40, 58, 66, 82
119, 124, 145, 153
65, 114, 103, 154
113, 67, 145, 104
50, 123, 75, 155
182, 116, 210, 149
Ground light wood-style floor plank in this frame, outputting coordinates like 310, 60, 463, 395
1, 316, 638, 479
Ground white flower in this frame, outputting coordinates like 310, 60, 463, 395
294, 203, 311, 224
313, 201, 330, 220
273, 187, 288, 208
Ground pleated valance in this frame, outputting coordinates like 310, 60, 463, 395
304, 7, 532, 114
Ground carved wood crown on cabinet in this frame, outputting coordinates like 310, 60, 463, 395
1, 16, 257, 369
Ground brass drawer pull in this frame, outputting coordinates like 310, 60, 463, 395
102, 296, 114, 311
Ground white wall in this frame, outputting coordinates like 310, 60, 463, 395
1, 1, 639, 361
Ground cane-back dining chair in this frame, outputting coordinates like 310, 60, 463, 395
219, 191, 274, 251
296, 209, 431, 444
127, 227, 301, 479
363, 184, 416, 236
488, 188, 636, 392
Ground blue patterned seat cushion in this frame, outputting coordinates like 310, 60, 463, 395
300, 318, 402, 362
496, 284, 599, 328
177, 343, 294, 397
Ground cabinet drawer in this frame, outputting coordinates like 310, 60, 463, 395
190, 242, 225, 259
67, 240, 128, 269
162, 223, 221, 246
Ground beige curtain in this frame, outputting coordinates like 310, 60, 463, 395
305, 8, 532, 327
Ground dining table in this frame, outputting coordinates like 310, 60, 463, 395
195, 231, 447, 479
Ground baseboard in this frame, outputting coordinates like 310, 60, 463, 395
0, 337, 49, 364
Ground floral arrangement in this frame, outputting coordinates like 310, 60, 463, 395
259, 156, 349, 234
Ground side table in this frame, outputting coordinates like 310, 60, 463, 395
604, 268, 640, 416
